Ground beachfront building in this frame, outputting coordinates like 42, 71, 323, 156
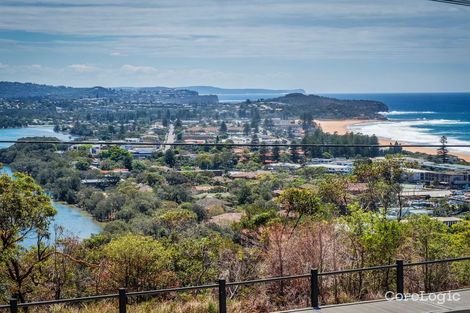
406, 168, 470, 188
304, 163, 353, 174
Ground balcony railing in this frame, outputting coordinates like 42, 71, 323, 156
0, 256, 469, 313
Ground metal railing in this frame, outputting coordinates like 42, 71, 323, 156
2, 139, 470, 148
0, 256, 469, 313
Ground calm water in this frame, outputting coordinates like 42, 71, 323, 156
0, 125, 73, 149
0, 127, 101, 246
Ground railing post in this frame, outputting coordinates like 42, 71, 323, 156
118, 288, 127, 313
9, 298, 18, 313
396, 259, 404, 299
310, 268, 319, 309
218, 279, 227, 313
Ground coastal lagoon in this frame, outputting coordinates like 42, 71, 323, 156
0, 125, 73, 149
0, 127, 101, 246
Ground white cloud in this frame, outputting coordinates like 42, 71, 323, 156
0, 0, 468, 61
1, 1, 469, 91
68, 64, 98, 73
120, 64, 157, 74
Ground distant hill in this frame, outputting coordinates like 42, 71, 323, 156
180, 86, 305, 95
0, 82, 218, 104
266, 93, 388, 119
0, 83, 387, 118
0, 81, 114, 99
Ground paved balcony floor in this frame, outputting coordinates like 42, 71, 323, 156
276, 289, 470, 313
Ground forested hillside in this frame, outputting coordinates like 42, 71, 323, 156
267, 93, 388, 119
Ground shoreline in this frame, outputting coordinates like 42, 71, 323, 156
315, 119, 470, 162
0, 124, 55, 129
55, 201, 105, 228
315, 119, 369, 135
1, 164, 103, 241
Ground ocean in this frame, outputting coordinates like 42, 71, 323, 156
324, 93, 470, 154
220, 92, 470, 153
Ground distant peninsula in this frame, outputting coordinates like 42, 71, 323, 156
261, 93, 388, 119
0, 82, 388, 120
179, 86, 306, 95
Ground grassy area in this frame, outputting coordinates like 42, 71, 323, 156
30, 299, 221, 313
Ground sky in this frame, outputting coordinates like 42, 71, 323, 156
0, 0, 469, 93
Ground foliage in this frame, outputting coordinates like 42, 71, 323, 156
99, 146, 133, 170
302, 128, 380, 158
0, 173, 56, 301
101, 234, 173, 290
0, 173, 56, 253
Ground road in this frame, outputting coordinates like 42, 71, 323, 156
163, 124, 175, 151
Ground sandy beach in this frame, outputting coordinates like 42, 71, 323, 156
315, 119, 470, 162
315, 119, 369, 135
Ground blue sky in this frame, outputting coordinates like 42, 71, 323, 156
0, 0, 469, 93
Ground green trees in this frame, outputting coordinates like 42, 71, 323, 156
289, 144, 299, 163
82, 182, 160, 222
449, 220, 470, 285
0, 173, 56, 301
250, 133, 260, 151
342, 205, 404, 264
156, 209, 197, 236
243, 122, 251, 136
406, 215, 452, 292
101, 234, 172, 290
0, 173, 56, 253
172, 235, 226, 286
0, 137, 468, 311
277, 188, 322, 229
195, 153, 212, 170
302, 128, 380, 158
162, 117, 169, 127
219, 121, 228, 133
437, 135, 449, 164
195, 150, 238, 170
164, 149, 177, 168
99, 146, 133, 170
175, 118, 183, 128
407, 215, 450, 261
235, 180, 253, 205
75, 158, 90, 171
354, 157, 405, 216
317, 175, 350, 214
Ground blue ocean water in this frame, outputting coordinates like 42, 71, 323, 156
323, 93, 470, 153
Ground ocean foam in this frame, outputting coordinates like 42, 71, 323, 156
380, 111, 436, 115
349, 120, 470, 154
